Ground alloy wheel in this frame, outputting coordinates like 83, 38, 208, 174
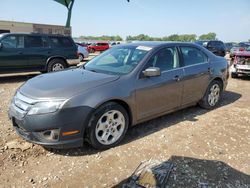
208, 84, 221, 106
95, 110, 125, 145
52, 63, 64, 71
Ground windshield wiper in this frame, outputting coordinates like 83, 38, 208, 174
89, 69, 97, 72
80, 64, 85, 69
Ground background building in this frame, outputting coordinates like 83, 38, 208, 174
0, 20, 71, 36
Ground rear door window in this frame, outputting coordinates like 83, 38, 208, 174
25, 36, 49, 48
49, 37, 73, 48
180, 46, 208, 66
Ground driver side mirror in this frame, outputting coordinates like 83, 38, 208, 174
0, 42, 2, 49
143, 67, 161, 77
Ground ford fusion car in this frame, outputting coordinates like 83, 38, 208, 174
8, 42, 229, 149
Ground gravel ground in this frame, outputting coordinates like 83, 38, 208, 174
0, 63, 250, 187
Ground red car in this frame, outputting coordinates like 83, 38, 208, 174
88, 42, 110, 53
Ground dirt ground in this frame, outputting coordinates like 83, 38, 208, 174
0, 62, 250, 187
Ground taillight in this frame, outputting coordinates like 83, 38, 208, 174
239, 47, 245, 51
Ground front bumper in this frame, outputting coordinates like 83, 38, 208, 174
231, 65, 250, 75
9, 106, 93, 149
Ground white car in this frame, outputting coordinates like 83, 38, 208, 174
76, 44, 89, 62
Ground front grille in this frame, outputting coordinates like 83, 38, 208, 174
11, 92, 34, 119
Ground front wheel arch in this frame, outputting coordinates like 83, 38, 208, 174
90, 99, 133, 128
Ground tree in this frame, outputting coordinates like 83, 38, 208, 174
54, 0, 130, 28
199, 32, 216, 40
249, 39, 250, 42
54, 0, 75, 28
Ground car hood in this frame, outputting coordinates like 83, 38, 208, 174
19, 68, 119, 99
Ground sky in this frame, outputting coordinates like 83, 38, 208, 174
0, 0, 250, 42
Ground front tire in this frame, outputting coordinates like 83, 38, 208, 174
199, 80, 222, 110
90, 48, 95, 53
231, 72, 238, 79
79, 54, 84, 62
87, 102, 129, 150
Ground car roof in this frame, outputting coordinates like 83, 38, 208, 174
1, 32, 70, 37
119, 41, 197, 48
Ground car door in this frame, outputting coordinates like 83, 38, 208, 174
0, 34, 27, 71
24, 35, 50, 70
179, 46, 211, 106
135, 47, 184, 121
95, 43, 102, 51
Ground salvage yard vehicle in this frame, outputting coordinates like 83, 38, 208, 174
230, 42, 250, 59
0, 33, 79, 73
8, 42, 229, 149
88, 42, 109, 53
76, 43, 89, 62
231, 51, 250, 78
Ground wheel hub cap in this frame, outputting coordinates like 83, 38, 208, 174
95, 110, 125, 145
208, 84, 220, 106
52, 63, 64, 71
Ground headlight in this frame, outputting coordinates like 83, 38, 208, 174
28, 100, 65, 115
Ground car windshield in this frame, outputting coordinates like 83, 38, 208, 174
84, 46, 151, 75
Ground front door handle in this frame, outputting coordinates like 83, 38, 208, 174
18, 52, 23, 55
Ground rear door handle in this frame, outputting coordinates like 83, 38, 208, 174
18, 52, 23, 55
173, 75, 181, 82
208, 68, 213, 74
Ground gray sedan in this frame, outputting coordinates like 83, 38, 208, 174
8, 42, 229, 149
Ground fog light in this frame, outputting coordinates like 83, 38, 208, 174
38, 129, 60, 141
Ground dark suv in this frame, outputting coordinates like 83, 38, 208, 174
0, 33, 79, 73
195, 40, 226, 57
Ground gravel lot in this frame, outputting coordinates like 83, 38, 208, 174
0, 59, 250, 187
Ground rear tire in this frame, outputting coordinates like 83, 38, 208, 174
199, 80, 222, 110
47, 59, 67, 72
87, 102, 129, 150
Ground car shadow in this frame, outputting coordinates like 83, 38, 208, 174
50, 90, 241, 156
113, 156, 250, 187
0, 72, 40, 83
233, 76, 250, 81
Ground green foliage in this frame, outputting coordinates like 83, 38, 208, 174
54, 0, 130, 28
249, 39, 250, 42
126, 34, 154, 41
126, 34, 197, 42
79, 35, 123, 41
54, 0, 73, 7
198, 32, 216, 40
